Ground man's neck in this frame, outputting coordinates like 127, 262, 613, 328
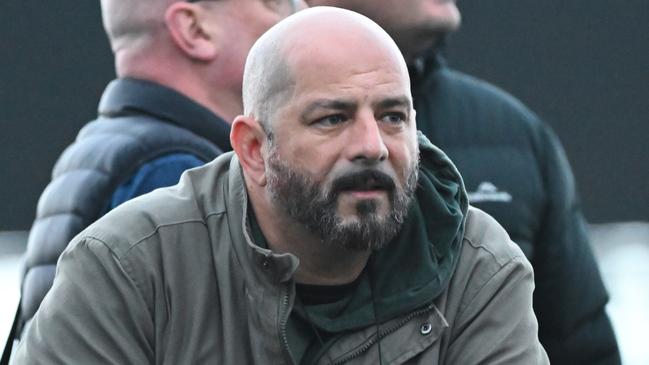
249, 190, 371, 286
274, 235, 372, 286
116, 54, 240, 123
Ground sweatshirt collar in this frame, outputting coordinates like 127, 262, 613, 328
300, 132, 468, 332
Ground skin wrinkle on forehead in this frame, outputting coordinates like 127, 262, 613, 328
290, 39, 406, 75
277, 56, 410, 133
333, 70, 404, 92
284, 53, 409, 105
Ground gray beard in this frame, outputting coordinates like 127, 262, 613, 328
265, 149, 418, 251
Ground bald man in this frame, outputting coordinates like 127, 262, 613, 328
307, 1, 620, 364
14, 8, 548, 364
18, 0, 305, 339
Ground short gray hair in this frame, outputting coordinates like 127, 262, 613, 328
241, 27, 294, 135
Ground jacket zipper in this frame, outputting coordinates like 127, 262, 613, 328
279, 284, 295, 365
330, 303, 437, 365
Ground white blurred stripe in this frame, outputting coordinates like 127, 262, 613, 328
590, 221, 649, 365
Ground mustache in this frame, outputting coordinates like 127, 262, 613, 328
330, 169, 396, 194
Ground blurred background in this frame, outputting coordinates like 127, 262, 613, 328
1, 0, 647, 363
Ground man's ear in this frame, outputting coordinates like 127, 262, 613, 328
231, 115, 269, 186
164, 2, 218, 61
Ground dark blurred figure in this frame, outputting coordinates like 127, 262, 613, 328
308, 0, 620, 363
17, 0, 304, 337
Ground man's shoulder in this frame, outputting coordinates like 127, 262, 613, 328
460, 206, 529, 267
441, 206, 534, 321
434, 207, 546, 364
76, 183, 204, 261
448, 206, 532, 298
54, 114, 202, 177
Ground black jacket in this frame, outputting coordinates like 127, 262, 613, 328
19, 78, 229, 335
410, 54, 620, 364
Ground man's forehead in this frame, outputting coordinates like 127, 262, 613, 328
284, 60, 412, 115
286, 39, 408, 92
287, 44, 407, 83
290, 67, 411, 104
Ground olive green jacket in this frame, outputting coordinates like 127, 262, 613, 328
13, 143, 548, 364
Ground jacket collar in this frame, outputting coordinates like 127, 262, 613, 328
98, 77, 232, 151
223, 155, 300, 286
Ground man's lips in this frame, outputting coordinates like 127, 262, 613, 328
331, 170, 396, 196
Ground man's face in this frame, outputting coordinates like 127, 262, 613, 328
308, 0, 461, 59
264, 37, 419, 251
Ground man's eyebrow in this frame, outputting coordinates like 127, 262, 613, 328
374, 96, 412, 110
300, 99, 357, 119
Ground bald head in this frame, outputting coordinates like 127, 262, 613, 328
242, 6, 409, 130
233, 7, 418, 260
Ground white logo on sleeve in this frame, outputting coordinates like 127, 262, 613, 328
468, 182, 512, 203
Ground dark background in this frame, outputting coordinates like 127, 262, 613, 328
1, 0, 647, 230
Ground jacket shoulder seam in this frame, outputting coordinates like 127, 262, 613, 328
464, 235, 521, 267
101, 210, 227, 259
455, 254, 526, 321
80, 235, 153, 316
123, 219, 207, 258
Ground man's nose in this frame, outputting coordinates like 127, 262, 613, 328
348, 113, 389, 164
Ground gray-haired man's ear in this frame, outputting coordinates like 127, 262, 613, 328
164, 2, 219, 61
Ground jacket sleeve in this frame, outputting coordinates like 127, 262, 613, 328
531, 125, 621, 364
445, 255, 549, 364
11, 237, 154, 365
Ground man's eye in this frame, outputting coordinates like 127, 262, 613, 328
314, 114, 347, 127
381, 112, 406, 124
